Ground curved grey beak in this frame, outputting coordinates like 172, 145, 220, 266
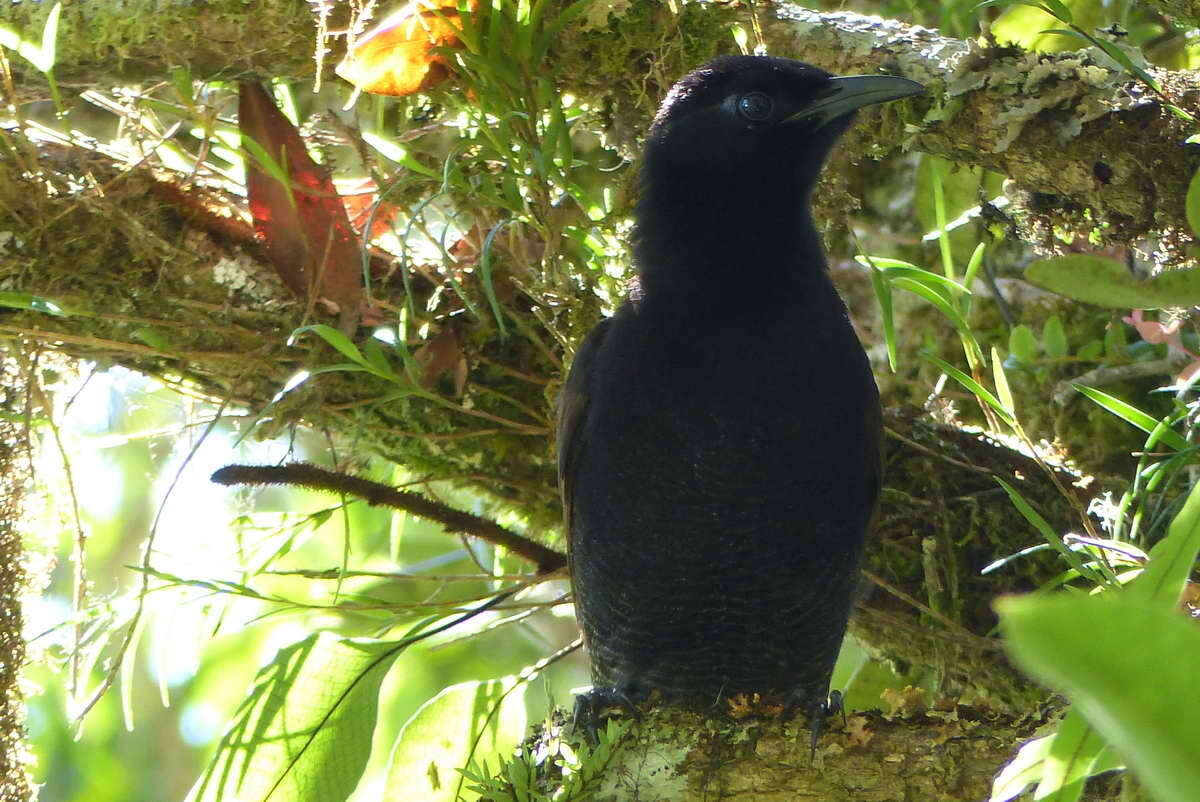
787, 75, 926, 129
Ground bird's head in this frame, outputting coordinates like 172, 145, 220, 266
634, 56, 923, 295
643, 55, 924, 197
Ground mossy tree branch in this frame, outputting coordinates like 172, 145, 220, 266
761, 4, 1200, 243
473, 704, 1136, 802
8, 2, 1200, 245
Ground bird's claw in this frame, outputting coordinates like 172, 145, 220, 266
784, 689, 845, 764
808, 690, 848, 761
572, 686, 640, 746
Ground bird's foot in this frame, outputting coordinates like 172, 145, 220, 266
785, 689, 845, 763
572, 685, 642, 746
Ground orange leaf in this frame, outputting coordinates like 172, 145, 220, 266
340, 177, 404, 240
337, 0, 477, 97
413, 327, 467, 394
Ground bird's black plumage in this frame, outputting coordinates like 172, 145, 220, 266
558, 56, 920, 729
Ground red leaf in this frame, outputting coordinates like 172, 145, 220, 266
239, 82, 362, 331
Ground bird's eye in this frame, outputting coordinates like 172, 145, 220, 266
736, 92, 774, 122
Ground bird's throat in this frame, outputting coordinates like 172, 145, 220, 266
633, 175, 829, 303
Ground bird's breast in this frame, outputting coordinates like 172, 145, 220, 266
576, 296, 877, 554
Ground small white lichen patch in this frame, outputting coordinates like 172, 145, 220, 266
211, 253, 292, 309
581, 0, 632, 32
598, 740, 690, 801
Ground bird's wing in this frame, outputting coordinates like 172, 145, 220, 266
556, 316, 613, 535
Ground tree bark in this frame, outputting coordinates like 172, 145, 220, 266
0, 355, 38, 802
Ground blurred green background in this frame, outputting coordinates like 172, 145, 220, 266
25, 366, 589, 801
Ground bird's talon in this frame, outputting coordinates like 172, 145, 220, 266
572, 686, 640, 745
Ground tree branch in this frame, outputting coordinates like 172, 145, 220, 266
211, 462, 567, 573
10, 1, 1200, 241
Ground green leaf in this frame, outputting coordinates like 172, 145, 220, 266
171, 65, 195, 106
1088, 36, 1162, 93
480, 220, 512, 338
972, 0, 1072, 24
731, 24, 750, 53
0, 291, 67, 316
995, 477, 1106, 584
239, 136, 295, 208
1038, 0, 1073, 21
929, 157, 956, 279
38, 1, 62, 73
187, 633, 402, 802
991, 733, 1053, 801
1075, 340, 1103, 361
360, 132, 438, 178
0, 1, 61, 73
962, 242, 987, 294
1042, 315, 1068, 358
360, 338, 398, 380
1128, 478, 1200, 606
1009, 324, 1039, 363
1073, 385, 1190, 451
453, 0, 480, 52
1038, 28, 1089, 45
1035, 709, 1108, 801
131, 327, 173, 351
868, 263, 898, 372
1186, 168, 1200, 238
291, 324, 368, 365
531, 0, 593, 64
992, 722, 1122, 802
854, 256, 972, 295
1103, 321, 1128, 358
998, 594, 1200, 802
890, 277, 972, 337
545, 95, 572, 165
992, 346, 1016, 416
383, 678, 528, 802
922, 353, 1016, 427
1026, 254, 1200, 309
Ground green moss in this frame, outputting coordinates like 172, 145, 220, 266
553, 1, 740, 140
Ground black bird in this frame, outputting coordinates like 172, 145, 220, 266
557, 56, 921, 741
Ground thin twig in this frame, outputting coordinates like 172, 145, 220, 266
474, 355, 552, 385
0, 325, 246, 361
23, 354, 88, 700
74, 400, 229, 726
1052, 355, 1190, 405
883, 426, 997, 476
861, 569, 997, 648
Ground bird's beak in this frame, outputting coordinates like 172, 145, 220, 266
786, 75, 925, 129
